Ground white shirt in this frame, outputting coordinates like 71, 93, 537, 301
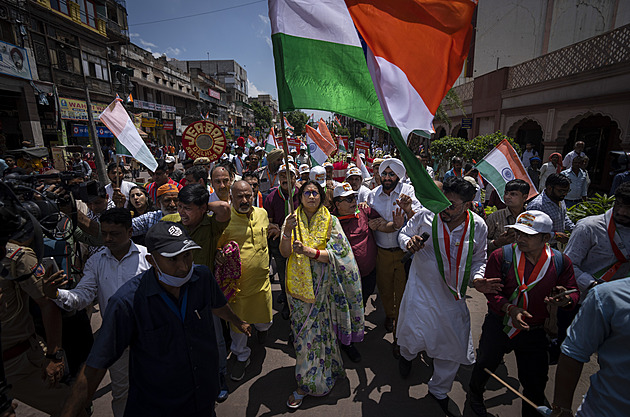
178, 149, 186, 161
563, 150, 585, 170
357, 185, 371, 203
521, 149, 538, 168
564, 210, 630, 299
396, 209, 487, 363
105, 180, 136, 208
234, 154, 245, 176
55, 242, 151, 317
366, 181, 422, 248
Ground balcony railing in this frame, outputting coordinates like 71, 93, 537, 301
507, 23, 630, 90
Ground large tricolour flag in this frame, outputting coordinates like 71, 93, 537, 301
476, 139, 538, 201
270, 0, 475, 213
99, 100, 157, 172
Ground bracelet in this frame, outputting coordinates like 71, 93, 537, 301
314, 249, 320, 260
282, 232, 291, 240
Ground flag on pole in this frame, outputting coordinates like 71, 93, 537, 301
270, 0, 474, 213
247, 135, 258, 149
475, 139, 539, 201
126, 93, 134, 104
356, 153, 370, 179
305, 125, 334, 166
99, 100, 158, 172
316, 118, 337, 152
333, 115, 343, 128
265, 127, 278, 152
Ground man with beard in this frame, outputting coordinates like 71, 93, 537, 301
527, 173, 575, 246
131, 183, 180, 238
264, 164, 299, 320
396, 177, 488, 413
565, 181, 630, 297
45, 208, 150, 417
216, 181, 273, 381
365, 158, 421, 355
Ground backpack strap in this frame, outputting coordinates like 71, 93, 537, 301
501, 244, 514, 279
550, 248, 564, 275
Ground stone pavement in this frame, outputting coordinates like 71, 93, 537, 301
17, 279, 596, 417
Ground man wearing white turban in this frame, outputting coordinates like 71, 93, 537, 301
366, 158, 422, 357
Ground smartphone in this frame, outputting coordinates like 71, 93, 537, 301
41, 257, 59, 274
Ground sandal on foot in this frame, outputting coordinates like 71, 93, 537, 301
286, 390, 306, 409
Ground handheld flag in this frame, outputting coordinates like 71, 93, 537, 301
247, 135, 258, 149
475, 139, 538, 201
316, 118, 337, 151
126, 93, 133, 104
265, 127, 278, 152
305, 124, 335, 166
283, 116, 294, 134
99, 100, 158, 172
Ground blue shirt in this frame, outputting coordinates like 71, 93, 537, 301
86, 265, 227, 417
526, 190, 575, 234
132, 210, 164, 237
561, 168, 588, 201
561, 279, 630, 417
610, 171, 630, 195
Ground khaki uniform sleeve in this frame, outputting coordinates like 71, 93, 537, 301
7, 246, 46, 300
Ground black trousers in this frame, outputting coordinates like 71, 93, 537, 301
361, 268, 377, 308
469, 313, 549, 417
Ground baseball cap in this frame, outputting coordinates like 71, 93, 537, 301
145, 221, 201, 257
194, 157, 211, 166
333, 182, 357, 198
309, 166, 326, 187
254, 146, 263, 152
165, 156, 176, 164
157, 183, 179, 198
505, 210, 553, 235
278, 163, 297, 175
323, 161, 333, 168
345, 167, 362, 180
299, 164, 310, 175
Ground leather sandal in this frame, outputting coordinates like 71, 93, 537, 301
286, 390, 306, 409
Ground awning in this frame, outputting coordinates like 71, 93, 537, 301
7, 146, 50, 158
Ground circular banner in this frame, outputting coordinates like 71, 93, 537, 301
182, 120, 227, 162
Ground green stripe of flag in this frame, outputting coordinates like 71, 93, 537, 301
272, 32, 387, 130
389, 127, 450, 213
476, 159, 507, 198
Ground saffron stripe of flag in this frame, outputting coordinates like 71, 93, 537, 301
305, 125, 333, 166
475, 139, 539, 201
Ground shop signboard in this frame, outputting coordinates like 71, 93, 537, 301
0, 40, 32, 80
354, 139, 370, 157
133, 99, 176, 114
163, 121, 174, 130
72, 124, 114, 138
141, 118, 157, 128
182, 120, 227, 162
208, 89, 221, 100
60, 98, 107, 121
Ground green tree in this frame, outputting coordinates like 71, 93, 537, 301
251, 102, 272, 131
435, 88, 465, 129
359, 127, 369, 138
285, 110, 309, 136
430, 131, 520, 169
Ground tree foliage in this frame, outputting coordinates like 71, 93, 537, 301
434, 88, 465, 129
568, 193, 615, 224
251, 102, 272, 131
430, 131, 521, 168
285, 110, 309, 136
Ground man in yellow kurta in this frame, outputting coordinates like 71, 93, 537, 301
217, 180, 273, 382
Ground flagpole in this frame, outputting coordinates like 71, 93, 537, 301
279, 111, 295, 214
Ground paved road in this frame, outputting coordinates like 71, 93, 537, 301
17, 278, 596, 417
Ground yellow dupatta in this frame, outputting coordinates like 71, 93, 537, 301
286, 205, 332, 303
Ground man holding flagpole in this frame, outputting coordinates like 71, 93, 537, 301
397, 177, 487, 412
468, 210, 578, 417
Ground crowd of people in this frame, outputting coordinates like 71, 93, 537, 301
0, 138, 628, 417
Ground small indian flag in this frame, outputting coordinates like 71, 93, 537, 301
265, 127, 277, 152
247, 135, 257, 149
316, 118, 337, 152
305, 124, 334, 166
475, 139, 538, 201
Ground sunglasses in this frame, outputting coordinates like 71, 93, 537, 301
337, 195, 357, 203
304, 190, 319, 198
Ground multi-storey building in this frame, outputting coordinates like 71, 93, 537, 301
249, 93, 278, 124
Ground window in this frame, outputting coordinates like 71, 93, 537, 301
50, 0, 69, 15
81, 51, 109, 80
141, 72, 148, 79
79, 0, 97, 28
154, 76, 160, 84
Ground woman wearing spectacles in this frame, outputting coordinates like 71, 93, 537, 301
279, 180, 363, 410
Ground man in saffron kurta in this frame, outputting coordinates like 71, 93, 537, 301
397, 177, 488, 412
217, 181, 273, 382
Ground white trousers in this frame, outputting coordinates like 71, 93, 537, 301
400, 345, 460, 400
230, 322, 272, 362
109, 348, 130, 417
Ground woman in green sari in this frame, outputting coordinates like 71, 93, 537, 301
280, 180, 364, 409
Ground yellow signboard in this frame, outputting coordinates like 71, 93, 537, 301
59, 97, 107, 121
141, 118, 157, 128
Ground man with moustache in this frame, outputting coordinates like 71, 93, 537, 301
209, 164, 234, 204
396, 177, 488, 413
216, 181, 273, 381
365, 158, 421, 355
485, 179, 530, 254
264, 164, 299, 320
256, 149, 285, 194
131, 183, 180, 238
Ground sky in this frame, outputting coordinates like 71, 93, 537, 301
125, 0, 331, 121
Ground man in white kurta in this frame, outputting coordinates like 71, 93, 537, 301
397, 177, 487, 408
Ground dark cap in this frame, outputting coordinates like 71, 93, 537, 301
145, 221, 201, 257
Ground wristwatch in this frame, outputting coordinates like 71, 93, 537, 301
45, 349, 64, 361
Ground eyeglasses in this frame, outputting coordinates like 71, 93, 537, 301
337, 195, 356, 203
381, 171, 397, 178
304, 190, 319, 198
